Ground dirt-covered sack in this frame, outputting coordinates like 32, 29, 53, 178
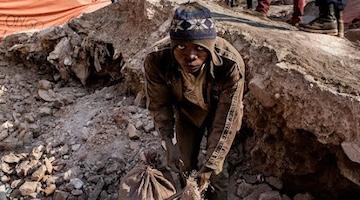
118, 162, 176, 200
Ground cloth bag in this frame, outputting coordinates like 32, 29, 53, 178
118, 151, 176, 200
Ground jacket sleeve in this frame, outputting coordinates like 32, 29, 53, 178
204, 61, 245, 175
144, 53, 175, 139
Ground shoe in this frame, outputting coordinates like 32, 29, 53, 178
299, 3, 338, 35
286, 16, 301, 26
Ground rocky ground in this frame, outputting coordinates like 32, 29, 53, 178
0, 0, 359, 200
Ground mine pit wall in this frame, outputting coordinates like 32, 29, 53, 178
215, 30, 360, 198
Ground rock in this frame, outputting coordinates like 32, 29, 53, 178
105, 93, 113, 100
0, 175, 10, 183
38, 89, 58, 102
129, 141, 139, 150
144, 121, 154, 132
44, 184, 56, 196
151, 131, 159, 137
1, 121, 13, 129
16, 160, 38, 177
31, 165, 47, 181
2, 153, 21, 163
249, 76, 275, 108
24, 113, 35, 123
88, 177, 104, 200
44, 157, 54, 174
265, 176, 283, 190
0, 187, 5, 198
59, 144, 70, 155
341, 142, 360, 164
236, 182, 255, 198
38, 107, 52, 116
38, 80, 52, 90
293, 193, 314, 200
44, 175, 58, 185
0, 184, 5, 192
243, 184, 272, 200
105, 162, 120, 175
53, 190, 69, 200
71, 189, 83, 196
71, 144, 81, 152
19, 181, 39, 197
0, 130, 8, 141
127, 106, 138, 113
70, 178, 84, 189
11, 179, 24, 189
243, 174, 260, 184
0, 192, 6, 200
31, 145, 44, 160
0, 162, 13, 174
135, 120, 143, 129
127, 123, 139, 140
9, 94, 24, 101
99, 190, 110, 200
282, 194, 292, 200
259, 191, 282, 200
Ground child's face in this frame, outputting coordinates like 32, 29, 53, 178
173, 42, 209, 74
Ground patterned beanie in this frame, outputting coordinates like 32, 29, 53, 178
170, 2, 216, 40
170, 2, 222, 66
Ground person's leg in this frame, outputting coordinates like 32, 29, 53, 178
175, 112, 205, 179
205, 162, 229, 200
299, 0, 338, 35
255, 0, 271, 15
287, 0, 305, 25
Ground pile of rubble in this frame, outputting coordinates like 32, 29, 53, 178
1, 146, 60, 199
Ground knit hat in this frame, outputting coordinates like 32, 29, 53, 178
170, 2, 222, 66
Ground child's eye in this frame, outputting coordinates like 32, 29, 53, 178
196, 46, 205, 51
176, 45, 185, 50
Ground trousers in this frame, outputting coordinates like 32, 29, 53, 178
176, 112, 229, 200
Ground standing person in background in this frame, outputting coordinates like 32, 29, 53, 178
251, 0, 306, 25
299, 0, 347, 37
144, 2, 245, 199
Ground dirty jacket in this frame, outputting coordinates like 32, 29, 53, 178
144, 36, 245, 174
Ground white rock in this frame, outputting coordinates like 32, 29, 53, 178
144, 121, 155, 132
70, 178, 84, 189
71, 144, 81, 152
31, 165, 47, 181
38, 107, 52, 116
38, 80, 52, 90
31, 145, 44, 160
0, 162, 13, 174
2, 153, 21, 163
44, 157, 53, 174
127, 123, 139, 140
19, 181, 39, 197
0, 175, 10, 183
44, 184, 56, 196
